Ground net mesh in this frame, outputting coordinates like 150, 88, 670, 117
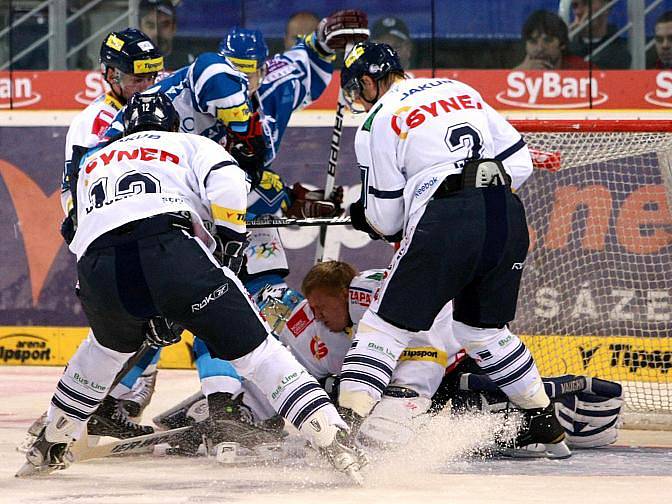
509, 121, 672, 419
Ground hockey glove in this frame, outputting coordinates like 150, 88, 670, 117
145, 317, 183, 348
60, 207, 77, 245
285, 183, 344, 218
226, 112, 266, 188
317, 10, 369, 53
350, 201, 404, 242
214, 226, 248, 275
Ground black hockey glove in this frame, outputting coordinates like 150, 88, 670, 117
145, 317, 183, 348
349, 200, 381, 240
60, 207, 77, 245
214, 226, 248, 275
349, 201, 404, 243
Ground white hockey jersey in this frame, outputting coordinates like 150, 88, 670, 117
69, 130, 248, 259
279, 269, 464, 388
61, 92, 123, 213
355, 77, 534, 237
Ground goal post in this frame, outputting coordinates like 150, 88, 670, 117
508, 120, 672, 428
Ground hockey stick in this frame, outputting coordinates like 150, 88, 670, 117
314, 42, 354, 263
459, 373, 623, 400
69, 426, 192, 462
249, 215, 351, 229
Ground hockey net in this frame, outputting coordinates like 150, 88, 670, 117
510, 120, 672, 429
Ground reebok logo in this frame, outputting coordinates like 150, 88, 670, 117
511, 262, 525, 270
191, 284, 228, 312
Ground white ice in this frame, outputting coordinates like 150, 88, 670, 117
1, 366, 670, 504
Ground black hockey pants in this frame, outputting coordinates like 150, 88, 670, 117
76, 213, 268, 359
376, 183, 530, 331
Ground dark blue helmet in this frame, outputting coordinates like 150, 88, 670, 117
218, 27, 269, 73
100, 28, 163, 75
123, 92, 180, 135
341, 41, 403, 112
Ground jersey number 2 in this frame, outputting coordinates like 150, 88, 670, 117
445, 123, 484, 160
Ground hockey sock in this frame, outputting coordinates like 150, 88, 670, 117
339, 310, 412, 413
49, 330, 135, 438
453, 321, 549, 410
230, 335, 345, 433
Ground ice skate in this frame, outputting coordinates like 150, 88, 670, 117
87, 396, 155, 439
119, 370, 157, 419
320, 427, 368, 485
499, 402, 571, 459
16, 411, 48, 453
153, 391, 207, 430
16, 412, 77, 478
198, 393, 287, 452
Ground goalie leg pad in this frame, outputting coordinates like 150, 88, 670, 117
556, 391, 623, 448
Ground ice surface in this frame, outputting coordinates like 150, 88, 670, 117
1, 367, 670, 504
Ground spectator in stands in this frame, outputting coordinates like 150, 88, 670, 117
650, 11, 672, 68
140, 0, 193, 69
568, 0, 631, 69
515, 10, 589, 70
371, 16, 414, 68
284, 11, 320, 50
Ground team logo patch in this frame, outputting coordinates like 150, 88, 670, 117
133, 57, 164, 74
310, 335, 328, 360
287, 307, 312, 337
105, 34, 125, 51
349, 287, 372, 308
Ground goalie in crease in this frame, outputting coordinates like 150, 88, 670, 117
157, 260, 624, 459
273, 261, 625, 455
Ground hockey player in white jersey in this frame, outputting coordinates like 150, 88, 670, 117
49, 28, 164, 443
62, 28, 164, 215
335, 41, 569, 458
17, 93, 366, 483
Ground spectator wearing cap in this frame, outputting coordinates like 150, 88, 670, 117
515, 10, 590, 70
285, 11, 320, 50
140, 0, 193, 69
650, 11, 672, 68
371, 16, 414, 68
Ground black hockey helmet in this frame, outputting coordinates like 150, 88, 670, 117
100, 28, 164, 75
341, 41, 403, 112
123, 92, 180, 135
